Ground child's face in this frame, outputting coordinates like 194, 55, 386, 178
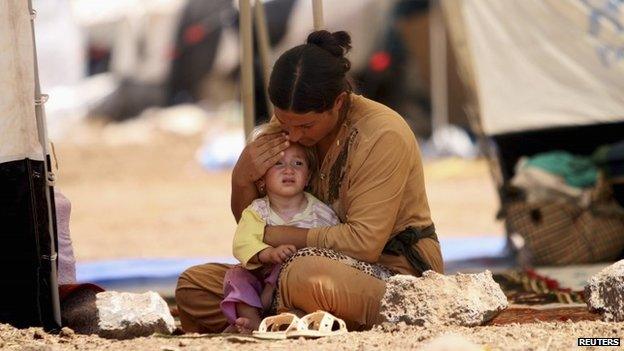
263, 144, 310, 198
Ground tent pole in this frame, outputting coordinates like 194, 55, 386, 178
240, 0, 255, 137
312, 0, 324, 30
254, 0, 273, 117
430, 0, 448, 134
27, 0, 61, 328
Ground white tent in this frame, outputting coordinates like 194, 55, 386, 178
443, 0, 624, 264
0, 0, 60, 329
459, 0, 624, 136
443, 0, 624, 181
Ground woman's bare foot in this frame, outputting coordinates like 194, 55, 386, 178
234, 317, 260, 334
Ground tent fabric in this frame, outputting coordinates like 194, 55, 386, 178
462, 0, 624, 136
0, 0, 42, 163
0, 0, 60, 330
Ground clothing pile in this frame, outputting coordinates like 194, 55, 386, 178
593, 140, 624, 208
511, 151, 597, 207
505, 143, 624, 266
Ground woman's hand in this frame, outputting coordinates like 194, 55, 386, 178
233, 132, 290, 186
258, 245, 297, 264
231, 132, 290, 221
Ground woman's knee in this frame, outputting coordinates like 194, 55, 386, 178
281, 256, 336, 288
175, 262, 231, 308
278, 255, 386, 329
175, 262, 232, 333
279, 257, 335, 311
279, 255, 384, 305
177, 263, 229, 289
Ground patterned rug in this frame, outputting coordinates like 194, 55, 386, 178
487, 306, 600, 325
492, 269, 586, 305
489, 268, 602, 325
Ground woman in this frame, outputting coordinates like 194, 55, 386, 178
175, 30, 443, 333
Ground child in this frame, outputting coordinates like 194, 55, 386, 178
220, 123, 339, 333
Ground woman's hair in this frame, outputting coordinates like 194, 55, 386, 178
268, 30, 353, 113
250, 122, 318, 182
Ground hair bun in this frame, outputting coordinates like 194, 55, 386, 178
306, 30, 352, 58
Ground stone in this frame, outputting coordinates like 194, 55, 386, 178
96, 291, 176, 339
380, 270, 508, 327
585, 260, 624, 322
59, 327, 75, 338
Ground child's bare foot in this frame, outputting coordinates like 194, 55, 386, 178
234, 317, 260, 334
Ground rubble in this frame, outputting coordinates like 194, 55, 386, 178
380, 270, 507, 327
585, 260, 624, 322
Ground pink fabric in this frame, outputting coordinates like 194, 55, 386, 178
220, 266, 264, 324
55, 190, 77, 285
264, 264, 281, 286
220, 265, 281, 324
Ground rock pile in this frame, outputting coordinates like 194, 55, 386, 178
380, 270, 507, 327
585, 260, 624, 322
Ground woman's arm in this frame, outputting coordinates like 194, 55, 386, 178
230, 180, 260, 223
231, 132, 290, 221
264, 226, 309, 248
264, 132, 412, 261
306, 131, 412, 262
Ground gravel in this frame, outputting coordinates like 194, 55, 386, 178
1, 321, 622, 350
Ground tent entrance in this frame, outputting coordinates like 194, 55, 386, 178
492, 122, 624, 185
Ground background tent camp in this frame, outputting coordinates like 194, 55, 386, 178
442, 0, 624, 265
0, 0, 60, 329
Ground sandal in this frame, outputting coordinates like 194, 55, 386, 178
286, 311, 348, 338
252, 313, 300, 340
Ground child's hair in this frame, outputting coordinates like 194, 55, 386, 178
250, 122, 318, 183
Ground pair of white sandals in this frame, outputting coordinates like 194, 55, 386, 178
252, 311, 348, 340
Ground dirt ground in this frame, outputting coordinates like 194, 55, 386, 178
2, 321, 623, 350
53, 122, 504, 262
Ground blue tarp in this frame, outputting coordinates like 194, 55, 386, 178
77, 236, 507, 284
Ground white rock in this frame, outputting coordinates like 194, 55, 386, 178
96, 291, 175, 339
585, 260, 624, 322
380, 270, 508, 327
